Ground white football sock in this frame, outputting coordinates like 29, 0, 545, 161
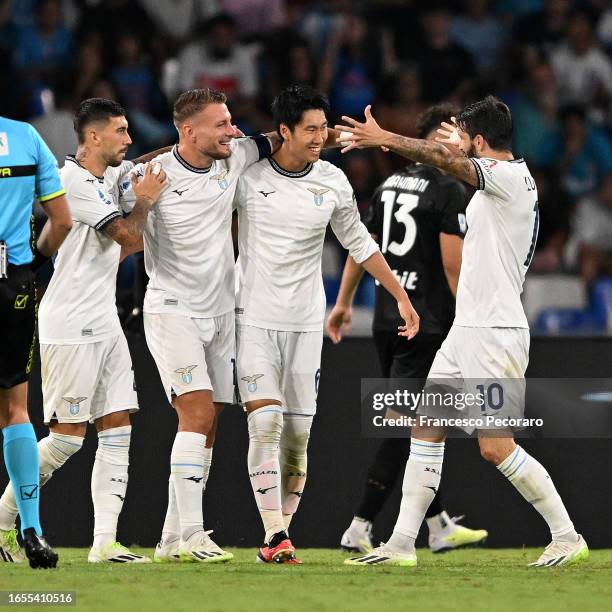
160, 475, 180, 544
386, 439, 445, 554
497, 445, 577, 542
279, 414, 312, 531
91, 426, 131, 548
202, 447, 213, 493
0, 432, 83, 531
247, 407, 284, 543
171, 431, 206, 543
161, 446, 213, 545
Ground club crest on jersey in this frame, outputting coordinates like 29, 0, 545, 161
97, 188, 113, 206
211, 171, 229, 190
63, 396, 87, 416
307, 187, 329, 206
175, 365, 198, 384
242, 374, 264, 392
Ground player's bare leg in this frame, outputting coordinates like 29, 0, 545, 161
346, 424, 446, 567
479, 433, 588, 567
246, 399, 297, 563
0, 384, 58, 568
168, 390, 231, 563
156, 401, 225, 563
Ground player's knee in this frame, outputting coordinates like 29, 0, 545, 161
174, 390, 215, 433
479, 442, 505, 465
247, 406, 283, 447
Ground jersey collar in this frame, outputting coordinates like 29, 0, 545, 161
65, 155, 104, 181
268, 157, 313, 178
172, 145, 212, 174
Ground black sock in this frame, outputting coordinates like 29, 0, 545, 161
356, 438, 411, 521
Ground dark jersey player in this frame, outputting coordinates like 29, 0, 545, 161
326, 104, 487, 553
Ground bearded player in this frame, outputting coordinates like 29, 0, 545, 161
329, 104, 487, 555
339, 96, 588, 568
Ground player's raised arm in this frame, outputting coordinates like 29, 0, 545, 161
103, 163, 167, 247
336, 105, 479, 187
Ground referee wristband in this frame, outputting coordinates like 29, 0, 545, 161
31, 246, 51, 271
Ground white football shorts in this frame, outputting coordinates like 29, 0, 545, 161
41, 333, 138, 424
236, 324, 322, 415
144, 311, 235, 404
419, 325, 530, 430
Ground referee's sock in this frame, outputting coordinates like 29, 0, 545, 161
2, 423, 41, 537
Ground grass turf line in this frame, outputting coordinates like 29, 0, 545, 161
0, 548, 610, 612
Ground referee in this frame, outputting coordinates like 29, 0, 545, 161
0, 115, 72, 568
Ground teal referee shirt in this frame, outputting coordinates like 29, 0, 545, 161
0, 116, 65, 265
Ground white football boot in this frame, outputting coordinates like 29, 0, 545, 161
340, 517, 373, 553
88, 541, 151, 563
178, 530, 233, 563
344, 544, 417, 567
427, 512, 488, 553
528, 534, 589, 568
0, 528, 25, 563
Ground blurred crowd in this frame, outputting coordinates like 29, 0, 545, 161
2, 0, 612, 323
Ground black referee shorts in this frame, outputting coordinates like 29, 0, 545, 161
0, 264, 36, 389
373, 331, 444, 380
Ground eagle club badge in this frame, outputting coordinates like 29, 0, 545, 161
175, 365, 198, 384
307, 187, 329, 206
242, 374, 264, 392
211, 171, 229, 190
63, 396, 87, 416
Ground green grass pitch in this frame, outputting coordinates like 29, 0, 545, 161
0, 548, 611, 612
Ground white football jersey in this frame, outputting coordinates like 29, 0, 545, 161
38, 156, 134, 344
136, 138, 269, 318
235, 157, 379, 332
454, 157, 539, 329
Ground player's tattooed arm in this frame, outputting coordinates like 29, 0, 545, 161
336, 106, 478, 187
265, 131, 283, 154
102, 163, 168, 247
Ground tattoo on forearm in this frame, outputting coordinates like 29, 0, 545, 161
388, 135, 478, 186
103, 197, 151, 242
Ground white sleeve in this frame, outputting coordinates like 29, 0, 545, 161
118, 162, 141, 214
67, 178, 122, 231
230, 137, 272, 173
330, 173, 379, 264
470, 157, 515, 203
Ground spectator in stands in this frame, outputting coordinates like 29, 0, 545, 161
137, 0, 218, 45
111, 31, 174, 150
514, 0, 571, 50
0, 0, 27, 118
530, 167, 574, 273
220, 0, 287, 38
415, 4, 474, 104
554, 104, 612, 199
511, 59, 562, 167
568, 172, 612, 284
176, 13, 258, 103
550, 8, 612, 123
14, 0, 73, 94
30, 77, 77, 163
319, 11, 395, 120
450, 0, 509, 75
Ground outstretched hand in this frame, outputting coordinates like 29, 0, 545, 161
435, 117, 470, 154
335, 105, 388, 153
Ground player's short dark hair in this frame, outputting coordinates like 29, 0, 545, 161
416, 103, 460, 140
271, 85, 330, 135
455, 95, 513, 152
173, 88, 227, 126
73, 98, 126, 144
